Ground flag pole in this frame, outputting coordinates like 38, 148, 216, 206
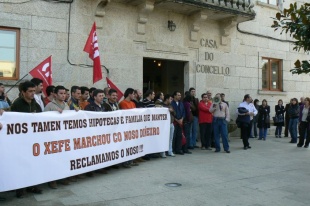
6, 74, 29, 94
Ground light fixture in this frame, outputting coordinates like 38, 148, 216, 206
158, 62, 161, 67
168, 20, 176, 32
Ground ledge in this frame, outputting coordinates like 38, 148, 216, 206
256, 1, 279, 11
258, 90, 287, 96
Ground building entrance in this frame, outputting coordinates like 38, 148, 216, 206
143, 58, 185, 96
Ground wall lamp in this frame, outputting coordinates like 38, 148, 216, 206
168, 20, 176, 32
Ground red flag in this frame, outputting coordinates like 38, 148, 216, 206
84, 22, 103, 84
29, 56, 52, 96
106, 77, 123, 101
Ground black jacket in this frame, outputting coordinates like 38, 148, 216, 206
257, 105, 270, 128
275, 105, 285, 126
84, 102, 106, 112
190, 96, 199, 117
102, 100, 119, 111
10, 97, 42, 113
287, 104, 300, 119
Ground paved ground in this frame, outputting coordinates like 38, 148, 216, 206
1, 136, 310, 206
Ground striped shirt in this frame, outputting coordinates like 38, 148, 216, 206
143, 98, 155, 108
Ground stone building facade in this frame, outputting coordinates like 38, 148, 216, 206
0, 0, 309, 120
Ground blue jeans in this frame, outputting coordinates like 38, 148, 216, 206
213, 118, 229, 151
169, 123, 175, 155
275, 126, 282, 136
289, 118, 298, 142
191, 116, 198, 147
259, 128, 268, 139
184, 122, 192, 149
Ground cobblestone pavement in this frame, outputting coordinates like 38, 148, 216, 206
1, 136, 310, 206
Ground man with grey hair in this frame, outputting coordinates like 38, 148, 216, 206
209, 93, 230, 153
132, 89, 144, 108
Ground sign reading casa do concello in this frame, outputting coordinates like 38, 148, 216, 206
195, 38, 230, 76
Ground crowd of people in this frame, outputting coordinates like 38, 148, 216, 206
0, 80, 309, 199
240, 96, 310, 148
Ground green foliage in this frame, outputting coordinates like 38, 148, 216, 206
271, 3, 310, 74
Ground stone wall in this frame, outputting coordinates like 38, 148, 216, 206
0, 0, 309, 124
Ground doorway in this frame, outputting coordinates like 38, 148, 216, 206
143, 58, 185, 96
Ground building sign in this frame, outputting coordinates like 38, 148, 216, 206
195, 38, 230, 76
195, 63, 229, 75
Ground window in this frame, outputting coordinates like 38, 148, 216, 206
259, 0, 278, 5
0, 27, 20, 80
262, 58, 282, 91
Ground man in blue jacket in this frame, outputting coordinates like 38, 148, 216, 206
171, 91, 191, 155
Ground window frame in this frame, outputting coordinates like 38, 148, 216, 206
259, 0, 278, 5
262, 57, 283, 92
0, 26, 20, 81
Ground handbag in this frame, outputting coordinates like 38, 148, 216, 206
277, 115, 284, 123
273, 114, 284, 123
265, 115, 270, 124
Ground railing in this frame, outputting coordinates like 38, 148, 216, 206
180, 0, 255, 12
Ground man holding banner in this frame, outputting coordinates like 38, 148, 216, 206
85, 89, 109, 174
119, 88, 140, 167
103, 89, 119, 111
10, 81, 43, 198
44, 85, 71, 189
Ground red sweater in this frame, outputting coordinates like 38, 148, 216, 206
198, 100, 213, 123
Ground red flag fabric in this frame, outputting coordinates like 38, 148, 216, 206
29, 56, 52, 96
106, 77, 123, 101
83, 22, 103, 84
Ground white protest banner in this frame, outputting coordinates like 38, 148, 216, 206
0, 108, 170, 192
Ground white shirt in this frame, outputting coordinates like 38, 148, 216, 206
248, 103, 258, 120
236, 101, 258, 119
34, 93, 44, 111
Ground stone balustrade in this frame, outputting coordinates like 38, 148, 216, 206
183, 0, 255, 13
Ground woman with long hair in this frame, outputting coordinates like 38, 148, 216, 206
275, 99, 285, 138
257, 99, 270, 140
297, 97, 310, 147
288, 98, 300, 143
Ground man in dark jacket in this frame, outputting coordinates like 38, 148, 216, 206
171, 91, 189, 155
103, 89, 119, 111
10, 81, 43, 198
11, 81, 42, 113
67, 86, 81, 110
85, 89, 110, 174
189, 88, 199, 149
85, 89, 105, 112
87, 87, 97, 104
132, 89, 144, 108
